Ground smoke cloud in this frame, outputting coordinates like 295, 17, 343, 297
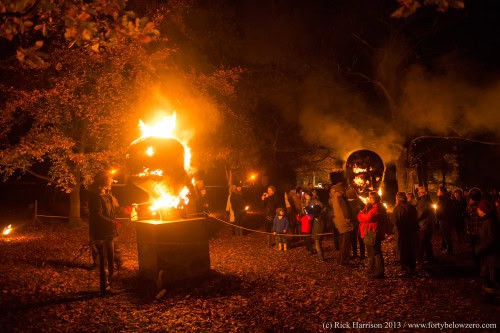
402, 66, 500, 136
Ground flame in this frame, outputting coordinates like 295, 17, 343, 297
150, 186, 190, 211
359, 196, 369, 204
3, 224, 12, 235
353, 165, 368, 174
245, 206, 250, 211
378, 188, 383, 197
354, 176, 369, 187
433, 204, 437, 210
137, 112, 191, 171
145, 146, 154, 156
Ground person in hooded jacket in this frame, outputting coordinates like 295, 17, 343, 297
273, 208, 289, 251
358, 191, 388, 278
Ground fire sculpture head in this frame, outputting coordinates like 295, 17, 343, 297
126, 113, 192, 219
344, 149, 385, 198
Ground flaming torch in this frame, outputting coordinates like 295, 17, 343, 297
2, 224, 12, 236
128, 111, 210, 289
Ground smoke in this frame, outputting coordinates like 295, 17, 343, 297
402, 66, 500, 136
295, 71, 402, 163
295, 64, 500, 165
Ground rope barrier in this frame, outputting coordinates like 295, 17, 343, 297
36, 214, 69, 219
207, 214, 334, 237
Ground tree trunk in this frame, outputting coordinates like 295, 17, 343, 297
225, 163, 232, 189
68, 182, 81, 227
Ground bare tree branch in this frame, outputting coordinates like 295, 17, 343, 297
24, 168, 50, 182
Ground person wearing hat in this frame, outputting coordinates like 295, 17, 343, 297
474, 199, 499, 298
272, 208, 289, 251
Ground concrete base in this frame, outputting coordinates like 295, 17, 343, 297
135, 217, 210, 289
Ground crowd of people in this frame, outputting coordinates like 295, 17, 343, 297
226, 182, 499, 299
86, 167, 498, 300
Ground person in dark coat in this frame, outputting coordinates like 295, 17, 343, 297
436, 186, 454, 255
89, 170, 119, 294
328, 186, 340, 251
262, 185, 281, 246
332, 183, 354, 265
230, 182, 246, 236
416, 186, 435, 265
474, 200, 499, 298
287, 189, 302, 235
272, 208, 289, 251
451, 189, 467, 246
392, 192, 419, 277
346, 188, 365, 260
466, 188, 483, 268
311, 205, 326, 260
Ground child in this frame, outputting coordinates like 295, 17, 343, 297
273, 208, 289, 251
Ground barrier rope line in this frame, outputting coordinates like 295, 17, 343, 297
207, 214, 334, 237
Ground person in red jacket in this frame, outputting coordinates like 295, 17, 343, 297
358, 191, 388, 279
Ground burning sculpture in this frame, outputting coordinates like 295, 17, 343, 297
127, 112, 210, 289
345, 150, 385, 199
127, 113, 192, 218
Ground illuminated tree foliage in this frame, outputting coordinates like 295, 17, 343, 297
0, 0, 159, 67
0, 42, 163, 222
391, 0, 465, 18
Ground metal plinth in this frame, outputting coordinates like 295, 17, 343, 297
135, 217, 210, 288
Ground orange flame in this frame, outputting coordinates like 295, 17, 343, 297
137, 112, 191, 171
150, 186, 190, 211
3, 224, 12, 235
132, 111, 194, 213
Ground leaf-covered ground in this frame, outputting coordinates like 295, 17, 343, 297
0, 213, 498, 332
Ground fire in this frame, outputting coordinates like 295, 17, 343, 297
359, 196, 369, 204
353, 176, 369, 187
137, 112, 191, 171
150, 186, 190, 211
3, 224, 12, 235
137, 168, 164, 177
378, 188, 382, 197
353, 166, 367, 174
130, 111, 193, 214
